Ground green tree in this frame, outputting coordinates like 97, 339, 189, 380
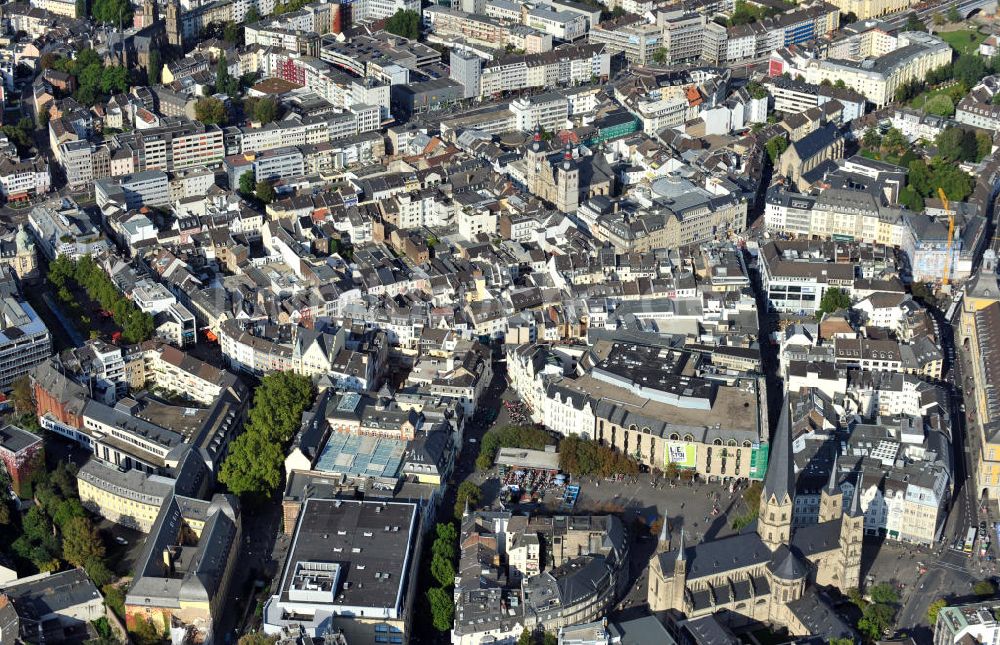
75, 0, 86, 17
924, 93, 955, 117
977, 132, 993, 161
90, 0, 131, 24
955, 55, 986, 88
652, 47, 669, 64
475, 425, 554, 470
239, 170, 256, 196
252, 96, 279, 124
11, 375, 34, 416
455, 480, 481, 519
0, 499, 10, 526
899, 185, 924, 211
384, 9, 420, 39
147, 48, 161, 85
100, 66, 128, 94
868, 582, 899, 605
862, 127, 882, 149
927, 598, 947, 625
246, 6, 260, 22
431, 553, 456, 587
223, 21, 243, 45
196, 97, 227, 125
974, 579, 997, 596
129, 616, 163, 645
85, 558, 115, 587
219, 429, 285, 500
427, 587, 454, 632
765, 135, 788, 164
62, 516, 105, 567
858, 602, 896, 640
882, 127, 907, 153
216, 54, 239, 97
905, 13, 925, 31
818, 287, 851, 315
255, 180, 276, 204
102, 583, 125, 620
243, 372, 314, 443
947, 5, 961, 21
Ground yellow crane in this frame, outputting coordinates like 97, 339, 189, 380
939, 186, 956, 286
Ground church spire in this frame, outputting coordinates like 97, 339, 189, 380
762, 394, 794, 505
824, 449, 839, 495
676, 527, 686, 562
657, 507, 670, 552
848, 473, 864, 518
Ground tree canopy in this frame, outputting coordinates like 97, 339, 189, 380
427, 586, 454, 632
255, 180, 276, 204
219, 372, 313, 501
765, 136, 788, 164
385, 9, 420, 39
239, 170, 256, 196
91, 0, 130, 24
818, 287, 851, 315
252, 96, 279, 124
48, 255, 154, 343
195, 97, 228, 125
475, 425, 554, 470
559, 435, 639, 477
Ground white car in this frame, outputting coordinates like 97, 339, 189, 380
115, 536, 128, 545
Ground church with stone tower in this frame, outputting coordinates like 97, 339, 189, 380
646, 396, 859, 640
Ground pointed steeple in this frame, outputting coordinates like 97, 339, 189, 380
657, 507, 671, 553
462, 495, 470, 518
762, 394, 795, 505
848, 473, 864, 517
824, 449, 839, 495
676, 527, 686, 562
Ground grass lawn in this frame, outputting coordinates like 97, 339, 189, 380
940, 28, 986, 55
908, 85, 957, 113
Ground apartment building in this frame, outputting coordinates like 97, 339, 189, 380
0, 156, 50, 201
657, 10, 707, 64
758, 240, 858, 314
588, 15, 663, 65
95, 170, 171, 210
224, 147, 305, 186
764, 75, 866, 122
957, 76, 1000, 132
115, 119, 226, 172
770, 32, 952, 107
28, 197, 110, 260
478, 44, 609, 98
0, 296, 50, 389
510, 92, 569, 132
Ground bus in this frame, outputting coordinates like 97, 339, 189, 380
965, 527, 977, 553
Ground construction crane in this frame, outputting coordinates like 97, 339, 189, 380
939, 186, 956, 286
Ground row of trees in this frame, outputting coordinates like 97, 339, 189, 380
557, 435, 639, 477
40, 49, 129, 107
219, 372, 314, 502
48, 255, 155, 344
426, 522, 458, 632
475, 425, 555, 470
